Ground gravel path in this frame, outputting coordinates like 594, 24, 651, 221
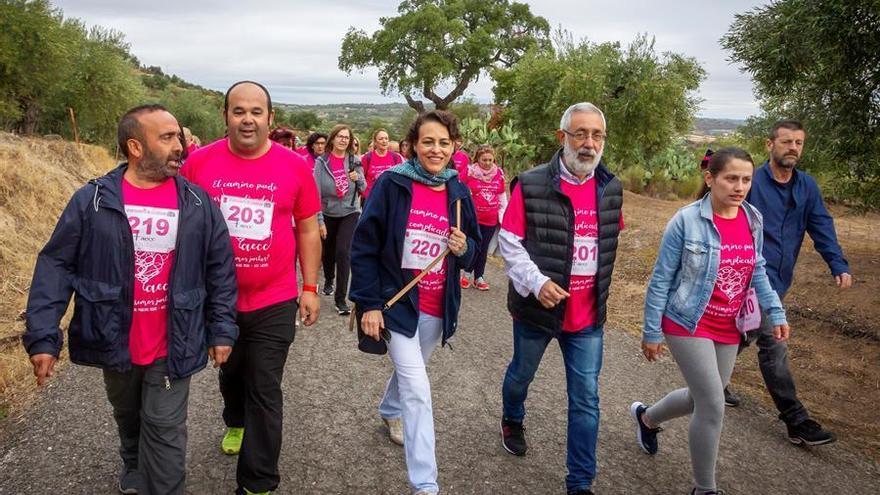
2, 261, 878, 494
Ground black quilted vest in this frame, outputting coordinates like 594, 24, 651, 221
507, 149, 623, 335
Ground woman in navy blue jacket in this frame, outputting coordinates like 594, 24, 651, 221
349, 110, 480, 495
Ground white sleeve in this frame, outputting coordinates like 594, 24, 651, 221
498, 227, 550, 298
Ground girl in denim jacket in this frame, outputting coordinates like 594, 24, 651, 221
631, 148, 790, 495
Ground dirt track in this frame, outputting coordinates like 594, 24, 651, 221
1, 258, 878, 494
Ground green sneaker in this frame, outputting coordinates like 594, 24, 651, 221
243, 489, 270, 495
221, 427, 244, 455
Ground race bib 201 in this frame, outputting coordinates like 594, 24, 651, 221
571, 235, 598, 276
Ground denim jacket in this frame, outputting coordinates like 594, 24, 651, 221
642, 195, 786, 344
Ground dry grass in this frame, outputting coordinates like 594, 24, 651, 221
0, 132, 114, 418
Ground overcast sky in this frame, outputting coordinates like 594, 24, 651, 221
53, 0, 767, 119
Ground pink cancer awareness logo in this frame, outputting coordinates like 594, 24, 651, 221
716, 265, 750, 301
134, 251, 169, 286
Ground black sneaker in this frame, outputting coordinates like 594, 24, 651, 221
118, 468, 140, 494
500, 417, 527, 456
787, 418, 836, 446
630, 401, 661, 455
690, 489, 725, 495
322, 283, 334, 296
336, 302, 351, 316
567, 490, 594, 495
723, 387, 740, 407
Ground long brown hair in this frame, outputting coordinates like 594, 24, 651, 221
699, 147, 754, 198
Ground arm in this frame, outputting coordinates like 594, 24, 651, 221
752, 229, 787, 327
24, 192, 84, 357
313, 157, 325, 227
24, 191, 84, 385
497, 179, 509, 224
805, 180, 850, 279
349, 177, 390, 312
642, 213, 685, 344
296, 215, 322, 325
351, 157, 366, 194
497, 184, 549, 297
203, 195, 238, 348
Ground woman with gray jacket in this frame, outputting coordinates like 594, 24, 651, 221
314, 124, 365, 315
632, 148, 790, 495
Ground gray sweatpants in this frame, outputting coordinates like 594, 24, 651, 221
103, 359, 191, 495
645, 335, 738, 494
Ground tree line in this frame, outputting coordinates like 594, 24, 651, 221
2, 0, 877, 207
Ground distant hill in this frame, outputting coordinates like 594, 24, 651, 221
692, 117, 746, 135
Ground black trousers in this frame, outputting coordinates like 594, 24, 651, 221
321, 212, 360, 306
104, 359, 191, 495
219, 298, 297, 493
737, 301, 809, 425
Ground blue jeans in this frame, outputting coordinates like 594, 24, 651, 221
502, 320, 604, 492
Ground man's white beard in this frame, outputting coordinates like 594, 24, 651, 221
563, 142, 602, 176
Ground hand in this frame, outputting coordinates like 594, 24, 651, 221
361, 310, 385, 341
208, 346, 232, 368
773, 323, 791, 341
30, 353, 57, 387
299, 291, 320, 326
537, 280, 570, 309
319, 224, 327, 240
642, 342, 664, 362
448, 227, 467, 256
835, 273, 853, 290
348, 171, 359, 181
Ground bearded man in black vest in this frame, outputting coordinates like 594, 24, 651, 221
497, 102, 623, 495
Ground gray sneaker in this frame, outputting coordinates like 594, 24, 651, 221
118, 468, 140, 494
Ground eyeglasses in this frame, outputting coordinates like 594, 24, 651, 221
561, 129, 607, 144
336, 135, 351, 141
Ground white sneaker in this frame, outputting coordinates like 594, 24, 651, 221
382, 416, 404, 445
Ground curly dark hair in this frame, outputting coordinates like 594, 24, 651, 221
405, 110, 461, 152
306, 132, 328, 157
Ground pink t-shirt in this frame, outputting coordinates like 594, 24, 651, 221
404, 183, 449, 318
122, 177, 179, 365
328, 154, 349, 198
452, 150, 469, 175
464, 169, 506, 226
664, 209, 755, 344
182, 139, 321, 312
363, 150, 403, 198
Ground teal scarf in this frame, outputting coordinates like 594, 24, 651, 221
389, 158, 458, 186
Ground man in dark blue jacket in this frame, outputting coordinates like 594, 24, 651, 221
23, 104, 238, 494
729, 119, 852, 446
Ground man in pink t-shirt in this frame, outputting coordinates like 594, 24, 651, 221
182, 81, 321, 495
497, 103, 624, 495
24, 105, 238, 494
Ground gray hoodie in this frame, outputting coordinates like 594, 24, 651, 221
314, 153, 366, 224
